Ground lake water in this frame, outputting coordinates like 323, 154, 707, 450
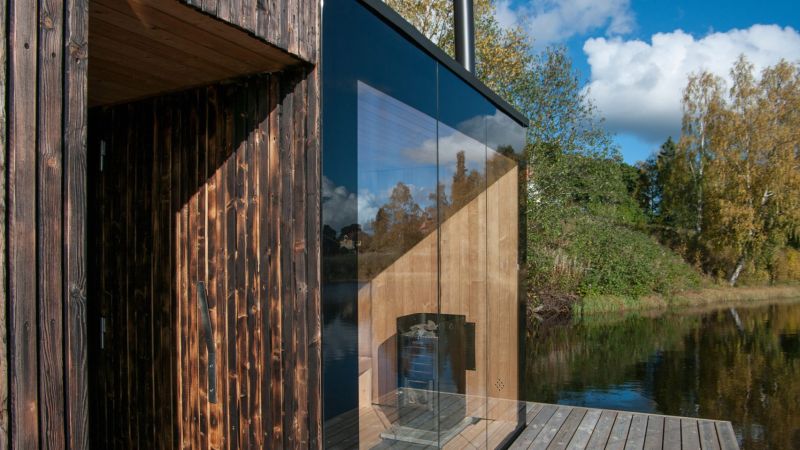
525, 299, 800, 450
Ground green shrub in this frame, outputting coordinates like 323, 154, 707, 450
565, 218, 700, 297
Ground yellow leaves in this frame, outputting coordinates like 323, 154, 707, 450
670, 57, 800, 281
382, 0, 533, 103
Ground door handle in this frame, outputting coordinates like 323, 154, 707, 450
197, 281, 218, 403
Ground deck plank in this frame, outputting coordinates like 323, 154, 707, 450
324, 400, 739, 450
509, 404, 558, 449
548, 407, 588, 450
715, 422, 738, 450
527, 403, 546, 423
680, 419, 700, 449
529, 406, 571, 450
585, 410, 617, 450
643, 415, 664, 450
567, 409, 602, 449
663, 418, 681, 450
698, 421, 720, 450
624, 414, 648, 450
605, 412, 633, 450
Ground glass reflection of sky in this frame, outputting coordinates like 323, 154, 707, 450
357, 81, 437, 230
356, 81, 489, 231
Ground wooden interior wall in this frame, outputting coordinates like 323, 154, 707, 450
4, 0, 89, 447
356, 166, 521, 444
182, 0, 319, 65
88, 70, 321, 450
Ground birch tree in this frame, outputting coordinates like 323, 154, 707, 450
668, 57, 800, 285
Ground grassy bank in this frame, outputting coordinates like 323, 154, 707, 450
578, 283, 800, 315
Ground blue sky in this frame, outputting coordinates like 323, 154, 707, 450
495, 0, 800, 164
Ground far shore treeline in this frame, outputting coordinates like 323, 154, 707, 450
384, 0, 800, 313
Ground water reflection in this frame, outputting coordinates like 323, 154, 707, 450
526, 300, 800, 450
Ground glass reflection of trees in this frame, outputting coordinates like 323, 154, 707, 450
322, 81, 520, 284
323, 148, 519, 282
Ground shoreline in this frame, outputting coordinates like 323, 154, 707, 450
576, 283, 800, 315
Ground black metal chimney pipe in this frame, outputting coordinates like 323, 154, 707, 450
454, 0, 475, 72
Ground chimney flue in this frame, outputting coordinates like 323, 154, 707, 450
454, 0, 475, 73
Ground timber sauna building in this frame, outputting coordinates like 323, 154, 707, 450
1, 0, 527, 448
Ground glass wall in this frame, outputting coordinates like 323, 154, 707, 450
322, 1, 526, 447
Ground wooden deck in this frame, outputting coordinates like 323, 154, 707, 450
509, 403, 740, 450
326, 399, 739, 449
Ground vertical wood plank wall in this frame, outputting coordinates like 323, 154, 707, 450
0, 0, 8, 443
2, 0, 320, 448
4, 0, 89, 448
88, 71, 321, 450
182, 0, 319, 64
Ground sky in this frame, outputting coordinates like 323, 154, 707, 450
493, 0, 800, 164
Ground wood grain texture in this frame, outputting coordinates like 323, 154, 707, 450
37, 0, 67, 446
8, 0, 42, 446
180, 0, 318, 64
716, 421, 738, 450
4, 0, 319, 446
0, 0, 7, 440
6, 0, 89, 447
664, 417, 681, 450
64, 0, 90, 448
334, 402, 740, 450
89, 0, 299, 107
681, 419, 700, 449
504, 405, 739, 450
305, 64, 323, 450
624, 414, 647, 450
355, 166, 521, 444
698, 421, 720, 450
87, 70, 321, 449
643, 416, 664, 450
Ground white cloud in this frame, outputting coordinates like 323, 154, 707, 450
584, 25, 800, 144
401, 111, 526, 166
357, 189, 379, 229
496, 0, 635, 46
322, 176, 357, 232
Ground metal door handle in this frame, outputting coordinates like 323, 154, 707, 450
197, 281, 217, 403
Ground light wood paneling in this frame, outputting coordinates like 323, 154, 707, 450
88, 0, 300, 107
357, 166, 521, 446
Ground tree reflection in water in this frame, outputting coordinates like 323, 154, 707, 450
525, 300, 800, 450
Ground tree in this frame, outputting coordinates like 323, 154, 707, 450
678, 71, 726, 235
383, 0, 533, 104
662, 56, 800, 285
383, 0, 690, 299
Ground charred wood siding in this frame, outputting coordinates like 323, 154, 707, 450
3, 0, 320, 447
181, 0, 319, 64
4, 0, 89, 448
88, 71, 321, 449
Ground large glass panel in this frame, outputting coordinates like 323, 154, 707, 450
356, 81, 440, 446
322, 0, 439, 447
436, 66, 493, 448
322, 1, 526, 447
486, 108, 527, 448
